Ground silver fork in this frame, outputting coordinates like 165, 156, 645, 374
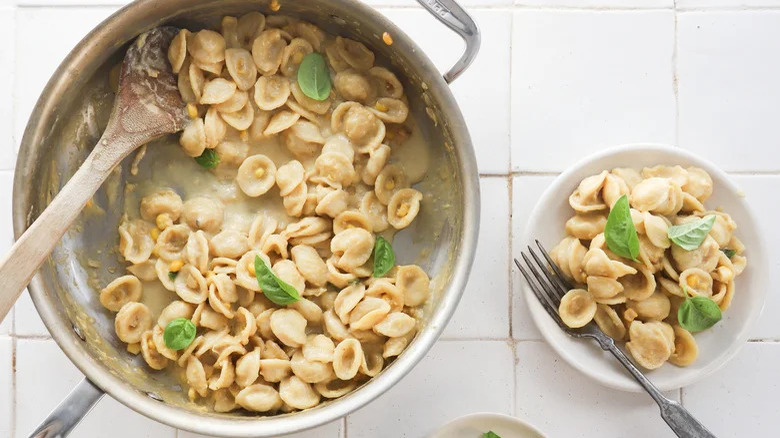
515, 240, 717, 438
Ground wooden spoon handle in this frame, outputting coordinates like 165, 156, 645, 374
0, 138, 128, 323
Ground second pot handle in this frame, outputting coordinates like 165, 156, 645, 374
415, 0, 481, 83
28, 378, 105, 438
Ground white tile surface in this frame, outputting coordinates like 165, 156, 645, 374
682, 343, 780, 438
677, 0, 780, 8
729, 175, 780, 340
378, 8, 512, 174
14, 7, 118, 150
347, 340, 514, 437
13, 290, 48, 337
0, 7, 14, 171
15, 339, 176, 438
0, 171, 13, 334
511, 9, 676, 172
511, 175, 555, 340
443, 177, 510, 339
179, 421, 342, 438
0, 338, 12, 438
515, 341, 679, 437
516, 0, 673, 7
677, 11, 780, 172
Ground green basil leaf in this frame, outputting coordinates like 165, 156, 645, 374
168, 271, 178, 281
667, 215, 716, 251
297, 53, 331, 101
194, 149, 219, 168
678, 294, 722, 333
163, 317, 196, 350
604, 194, 640, 261
254, 255, 301, 305
722, 248, 736, 258
482, 432, 502, 438
373, 236, 395, 277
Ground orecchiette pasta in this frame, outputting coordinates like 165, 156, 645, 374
552, 165, 746, 371
107, 11, 432, 416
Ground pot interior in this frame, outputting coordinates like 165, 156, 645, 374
16, 0, 474, 430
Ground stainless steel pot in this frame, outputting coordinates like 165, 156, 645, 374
14, 1, 480, 436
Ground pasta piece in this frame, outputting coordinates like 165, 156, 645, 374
270, 309, 308, 347
290, 350, 332, 383
682, 167, 713, 202
368, 97, 408, 124
360, 192, 389, 232
671, 234, 719, 272
583, 248, 637, 278
630, 177, 683, 216
322, 309, 350, 342
204, 106, 227, 148
395, 265, 429, 307
334, 69, 376, 103
141, 330, 169, 370
182, 197, 224, 233
331, 102, 385, 152
115, 302, 153, 344
236, 383, 282, 412
291, 245, 328, 287
119, 219, 155, 264
593, 304, 626, 340
349, 297, 391, 330
188, 30, 226, 64
151, 324, 178, 361
224, 48, 257, 91
315, 379, 356, 399
290, 82, 331, 115
642, 165, 689, 188
284, 120, 326, 158
100, 275, 142, 312
602, 173, 630, 208
264, 110, 300, 136
668, 325, 698, 367
618, 262, 656, 301
626, 291, 671, 321
185, 230, 210, 274
237, 154, 277, 197
678, 268, 714, 298
369, 66, 403, 99
334, 283, 366, 324
158, 301, 196, 328
335, 36, 374, 71
280, 38, 313, 76
558, 289, 597, 328
272, 260, 305, 294
252, 29, 287, 75
387, 188, 422, 230
564, 213, 607, 240
168, 29, 190, 74
333, 338, 364, 380
155, 224, 190, 262
200, 78, 236, 105
626, 320, 673, 370
279, 376, 320, 409
140, 189, 182, 222
549, 237, 587, 283
373, 312, 415, 337
568, 171, 608, 213
331, 228, 374, 272
303, 334, 335, 363
221, 102, 254, 131
180, 118, 207, 157
315, 152, 355, 187
174, 264, 208, 304
215, 90, 249, 114
127, 260, 157, 282
254, 75, 290, 110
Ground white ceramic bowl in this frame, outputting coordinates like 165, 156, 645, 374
430, 413, 546, 438
522, 143, 768, 392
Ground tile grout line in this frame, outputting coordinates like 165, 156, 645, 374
506, 176, 514, 339
11, 336, 16, 438
342, 415, 348, 438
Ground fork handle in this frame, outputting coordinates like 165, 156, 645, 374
599, 339, 717, 438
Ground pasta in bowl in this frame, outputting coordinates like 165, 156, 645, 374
522, 144, 767, 392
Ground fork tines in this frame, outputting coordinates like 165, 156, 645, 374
514, 240, 574, 330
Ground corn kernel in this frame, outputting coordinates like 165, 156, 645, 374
151, 247, 160, 257
375, 102, 389, 112
169, 260, 184, 272
150, 228, 160, 240
248, 263, 256, 275
236, 58, 247, 75
384, 179, 395, 191
254, 167, 266, 178
292, 51, 304, 64
382, 32, 393, 46
397, 202, 410, 217
127, 343, 141, 355
186, 103, 198, 119
686, 276, 698, 289
270, 0, 281, 11
85, 198, 94, 208
624, 308, 638, 322
240, 130, 249, 142
156, 213, 172, 230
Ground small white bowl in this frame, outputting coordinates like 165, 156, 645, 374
429, 413, 546, 438
521, 143, 768, 392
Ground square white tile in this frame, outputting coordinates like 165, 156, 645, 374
378, 8, 512, 175
515, 341, 680, 437
728, 175, 780, 340
0, 170, 13, 334
677, 11, 780, 171
179, 420, 342, 438
682, 343, 780, 437
443, 177, 510, 339
0, 338, 12, 438
15, 339, 176, 438
677, 0, 780, 8
515, 0, 673, 7
511, 175, 555, 340
347, 340, 515, 437
364, 0, 512, 6
14, 7, 118, 150
0, 7, 14, 171
13, 290, 48, 337
511, 9, 676, 172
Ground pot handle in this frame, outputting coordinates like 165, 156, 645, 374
415, 0, 481, 83
28, 378, 105, 438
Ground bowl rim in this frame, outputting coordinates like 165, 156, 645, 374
13, 0, 481, 436
521, 142, 768, 392
429, 412, 547, 438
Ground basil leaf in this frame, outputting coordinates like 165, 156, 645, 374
297, 53, 331, 101
163, 317, 196, 350
483, 432, 502, 438
604, 194, 639, 261
168, 271, 178, 281
678, 294, 722, 333
722, 248, 736, 258
254, 255, 301, 305
667, 215, 716, 251
373, 236, 395, 277
194, 149, 219, 168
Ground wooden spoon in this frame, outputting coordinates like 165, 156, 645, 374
0, 26, 187, 322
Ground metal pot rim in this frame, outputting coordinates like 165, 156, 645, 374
14, 0, 481, 436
